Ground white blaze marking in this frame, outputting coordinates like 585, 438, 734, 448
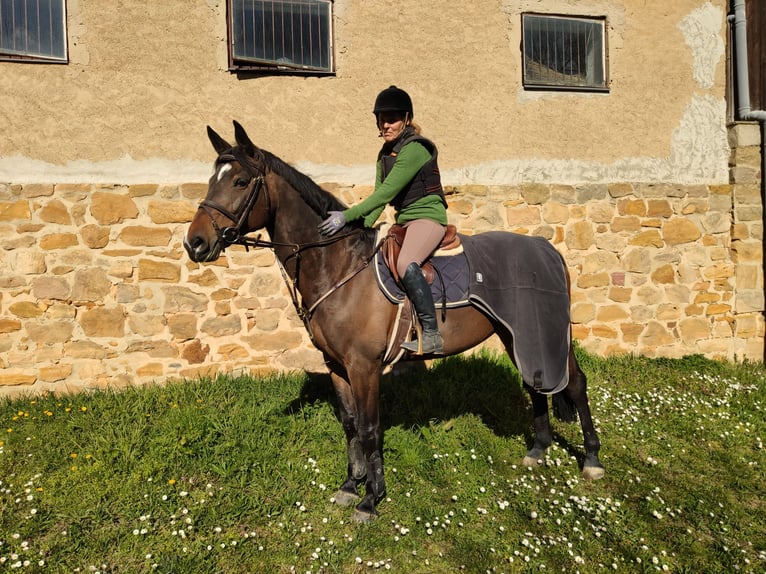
216, 163, 232, 182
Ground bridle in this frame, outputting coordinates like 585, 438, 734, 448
198, 151, 269, 247
197, 149, 384, 338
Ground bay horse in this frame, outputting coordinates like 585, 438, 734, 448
184, 121, 604, 522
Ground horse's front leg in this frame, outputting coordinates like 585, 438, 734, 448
343, 365, 385, 522
523, 387, 554, 466
329, 372, 366, 506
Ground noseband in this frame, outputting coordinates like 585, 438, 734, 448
199, 151, 268, 246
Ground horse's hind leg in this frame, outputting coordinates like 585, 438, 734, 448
564, 351, 605, 480
522, 387, 554, 466
329, 372, 366, 506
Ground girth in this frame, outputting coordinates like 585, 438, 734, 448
382, 223, 461, 285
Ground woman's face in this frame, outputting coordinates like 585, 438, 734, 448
377, 111, 408, 143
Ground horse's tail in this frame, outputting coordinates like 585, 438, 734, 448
552, 390, 578, 423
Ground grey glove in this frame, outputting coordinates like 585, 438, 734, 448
318, 211, 346, 236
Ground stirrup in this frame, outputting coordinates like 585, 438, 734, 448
402, 331, 443, 355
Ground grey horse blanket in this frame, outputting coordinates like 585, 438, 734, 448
460, 232, 571, 394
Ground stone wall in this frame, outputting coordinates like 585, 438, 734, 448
0, 123, 762, 396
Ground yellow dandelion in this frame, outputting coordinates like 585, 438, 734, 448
45, 411, 53, 417
80, 406, 87, 412
70, 453, 78, 459
168, 479, 176, 485
71, 466, 78, 472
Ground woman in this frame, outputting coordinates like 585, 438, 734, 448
319, 85, 448, 355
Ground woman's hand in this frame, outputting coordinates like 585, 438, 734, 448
318, 211, 346, 236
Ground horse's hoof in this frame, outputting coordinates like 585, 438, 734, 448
352, 508, 378, 523
332, 490, 360, 507
522, 455, 543, 467
582, 465, 605, 480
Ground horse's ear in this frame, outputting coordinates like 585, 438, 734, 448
207, 126, 231, 154
233, 120, 257, 156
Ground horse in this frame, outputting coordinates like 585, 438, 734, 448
184, 120, 604, 522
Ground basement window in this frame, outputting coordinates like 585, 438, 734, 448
0, 0, 67, 63
228, 0, 333, 75
522, 13, 607, 92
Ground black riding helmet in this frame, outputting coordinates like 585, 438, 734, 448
373, 85, 413, 117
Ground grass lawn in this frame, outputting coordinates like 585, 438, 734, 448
1, 349, 764, 573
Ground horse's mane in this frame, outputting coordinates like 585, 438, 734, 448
259, 148, 348, 218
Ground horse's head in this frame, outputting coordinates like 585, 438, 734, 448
184, 121, 272, 263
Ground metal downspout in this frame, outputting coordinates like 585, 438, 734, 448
729, 0, 766, 359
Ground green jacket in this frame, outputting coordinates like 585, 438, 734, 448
343, 140, 448, 228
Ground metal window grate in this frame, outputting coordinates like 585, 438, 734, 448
522, 13, 607, 91
0, 0, 67, 62
229, 0, 333, 73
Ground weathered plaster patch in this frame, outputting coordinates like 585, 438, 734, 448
0, 97, 727, 187
678, 2, 724, 89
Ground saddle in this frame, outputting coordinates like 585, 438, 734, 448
382, 224, 461, 285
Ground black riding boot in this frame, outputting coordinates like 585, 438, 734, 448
400, 262, 443, 355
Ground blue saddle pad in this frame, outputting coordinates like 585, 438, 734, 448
373, 249, 471, 308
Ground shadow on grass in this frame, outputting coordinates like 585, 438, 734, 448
287, 354, 533, 443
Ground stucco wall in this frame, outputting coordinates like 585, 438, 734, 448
0, 0, 729, 186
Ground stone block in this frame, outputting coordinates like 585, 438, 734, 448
622, 248, 651, 273
39, 364, 73, 382
201, 314, 242, 336
25, 321, 74, 344
138, 259, 181, 282
81, 224, 110, 248
162, 286, 208, 313
148, 200, 197, 224
181, 183, 209, 200
39, 199, 72, 224
0, 318, 22, 333
0, 371, 36, 386
521, 183, 550, 205
640, 321, 675, 346
505, 205, 540, 226
71, 268, 112, 302
167, 313, 198, 340
565, 221, 594, 250
651, 264, 675, 284
629, 230, 663, 247
542, 202, 569, 224
91, 192, 139, 224
64, 340, 111, 359
646, 199, 672, 218
9, 302, 44, 318
242, 330, 304, 351
611, 216, 641, 232
80, 307, 126, 337
617, 198, 646, 216
31, 276, 70, 301
620, 322, 645, 343
736, 290, 765, 313
607, 183, 634, 198
662, 218, 701, 245
40, 233, 79, 250
577, 272, 610, 288
182, 339, 210, 364
596, 304, 629, 322
120, 226, 172, 246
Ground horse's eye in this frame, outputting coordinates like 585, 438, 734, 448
235, 178, 250, 187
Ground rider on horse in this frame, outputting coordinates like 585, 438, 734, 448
319, 86, 448, 355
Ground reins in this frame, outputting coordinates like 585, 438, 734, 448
201, 150, 384, 340
232, 230, 383, 341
